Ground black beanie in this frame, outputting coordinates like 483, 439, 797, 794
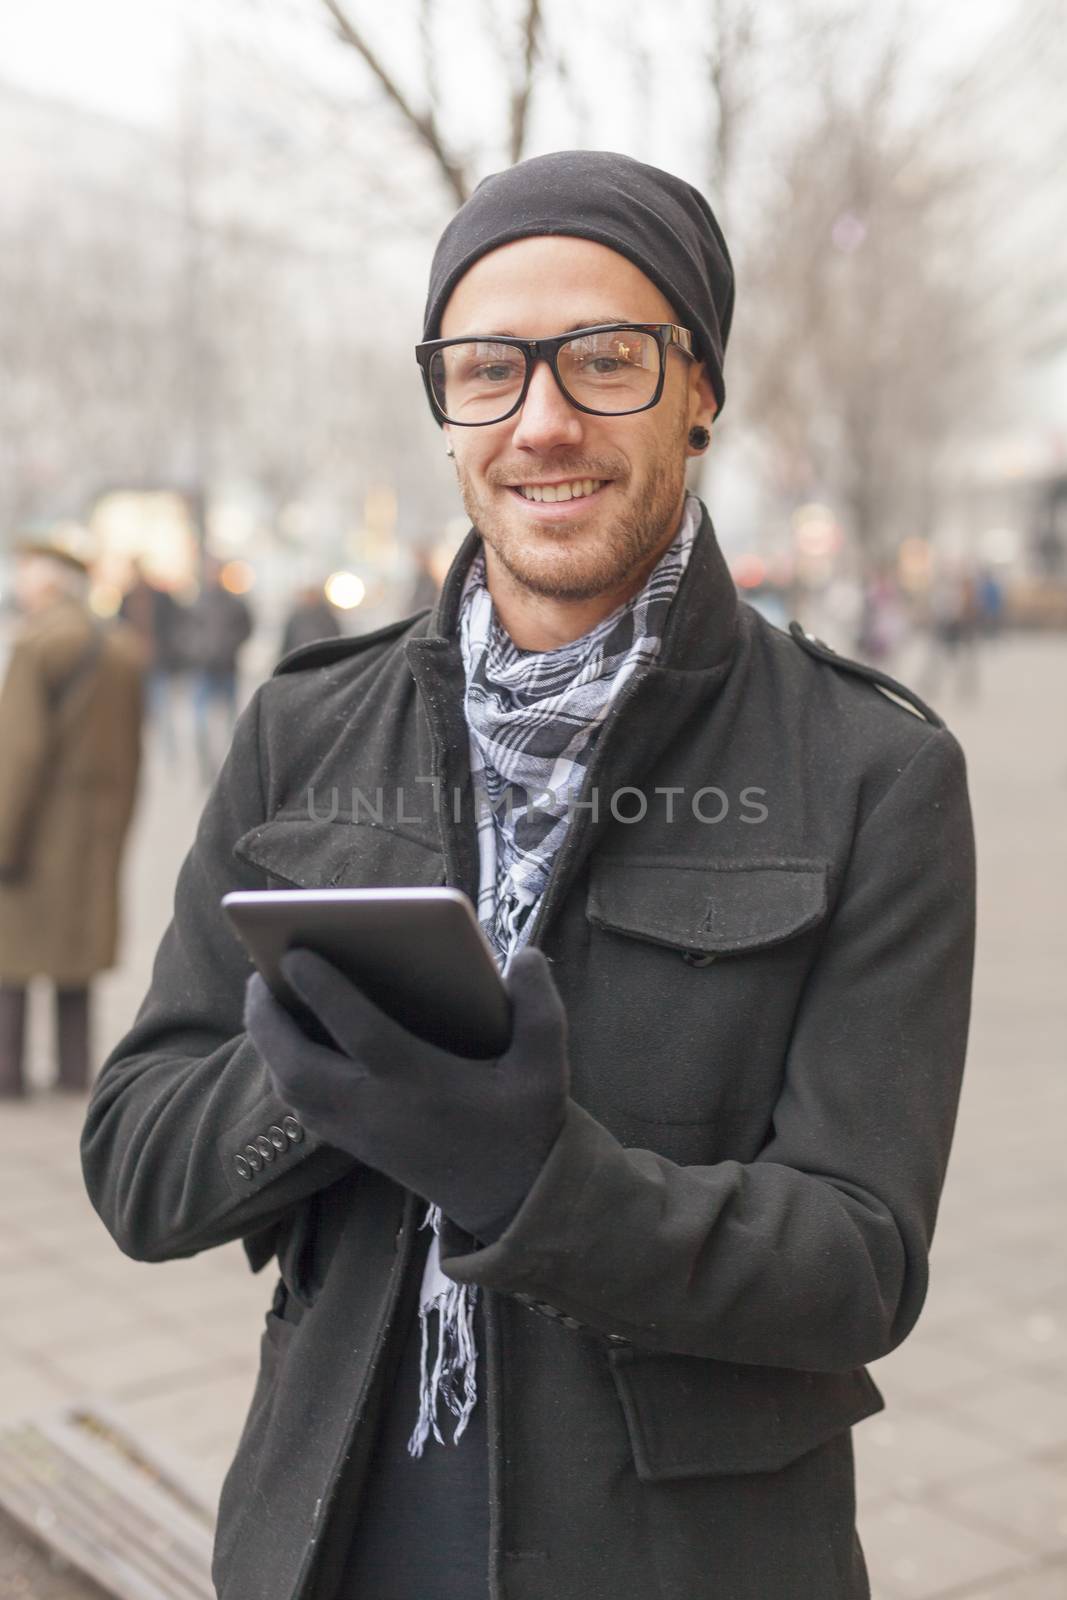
422, 149, 734, 415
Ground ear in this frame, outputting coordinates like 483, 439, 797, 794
686, 362, 718, 441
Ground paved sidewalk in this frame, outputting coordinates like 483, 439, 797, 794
1, 638, 1065, 1598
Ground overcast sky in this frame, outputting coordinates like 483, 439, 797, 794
1, 0, 1021, 132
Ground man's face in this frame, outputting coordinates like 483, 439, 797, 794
439, 235, 715, 605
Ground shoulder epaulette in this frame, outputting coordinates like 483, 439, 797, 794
788, 621, 944, 728
273, 610, 430, 677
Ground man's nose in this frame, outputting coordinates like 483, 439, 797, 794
510, 359, 584, 451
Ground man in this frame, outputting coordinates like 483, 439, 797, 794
278, 582, 343, 664
0, 542, 142, 1097
81, 152, 975, 1599
185, 553, 254, 783
119, 558, 185, 762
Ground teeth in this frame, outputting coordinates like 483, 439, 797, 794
519, 479, 603, 502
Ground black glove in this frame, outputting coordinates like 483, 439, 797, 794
244, 946, 569, 1242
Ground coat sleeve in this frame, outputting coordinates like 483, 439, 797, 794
440, 727, 976, 1372
80, 684, 354, 1265
0, 638, 51, 875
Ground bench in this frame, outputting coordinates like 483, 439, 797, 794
0, 1402, 214, 1600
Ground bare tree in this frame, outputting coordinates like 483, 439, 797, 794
733, 34, 997, 558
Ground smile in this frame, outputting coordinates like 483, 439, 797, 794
512, 478, 605, 503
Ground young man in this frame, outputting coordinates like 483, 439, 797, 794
81, 152, 975, 1600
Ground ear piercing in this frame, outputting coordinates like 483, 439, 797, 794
445, 446, 455, 458
688, 425, 710, 451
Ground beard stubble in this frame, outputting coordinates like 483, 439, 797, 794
454, 428, 689, 604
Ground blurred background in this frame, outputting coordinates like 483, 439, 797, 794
1, 3, 1065, 1598
1, 0, 1065, 659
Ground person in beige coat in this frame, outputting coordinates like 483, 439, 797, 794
0, 543, 143, 1097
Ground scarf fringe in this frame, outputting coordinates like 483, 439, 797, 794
408, 1205, 480, 1458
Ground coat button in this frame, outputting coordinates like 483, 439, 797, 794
282, 1116, 303, 1143
234, 1154, 253, 1180
255, 1135, 275, 1162
267, 1124, 287, 1151
682, 950, 717, 967
244, 1144, 263, 1172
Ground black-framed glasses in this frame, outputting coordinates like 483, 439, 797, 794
415, 322, 695, 426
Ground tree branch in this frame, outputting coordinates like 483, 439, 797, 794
418, 0, 441, 121
318, 0, 469, 202
508, 0, 542, 164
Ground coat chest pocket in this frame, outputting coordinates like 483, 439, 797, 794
579, 857, 830, 1126
609, 1346, 883, 1480
234, 813, 446, 891
586, 856, 829, 961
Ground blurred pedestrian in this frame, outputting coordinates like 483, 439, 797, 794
976, 565, 1005, 638
278, 582, 342, 663
186, 556, 253, 783
0, 542, 142, 1098
855, 566, 906, 665
119, 558, 185, 761
921, 561, 980, 699
405, 546, 441, 614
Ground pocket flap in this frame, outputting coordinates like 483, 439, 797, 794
234, 815, 445, 891
609, 1347, 883, 1479
587, 857, 828, 956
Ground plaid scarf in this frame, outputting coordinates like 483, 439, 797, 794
408, 496, 698, 1458
462, 494, 699, 965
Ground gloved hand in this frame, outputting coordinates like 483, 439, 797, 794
244, 945, 569, 1242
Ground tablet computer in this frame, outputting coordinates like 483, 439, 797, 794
222, 887, 511, 1059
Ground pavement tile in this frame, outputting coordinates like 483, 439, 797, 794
963, 1563, 1067, 1599
914, 1280, 1006, 1334
854, 1411, 1016, 1499
858, 1500, 1031, 1599
947, 1311, 1067, 1373
32, 1331, 240, 1397
0, 1263, 87, 1312
0, 1354, 79, 1420
3, 1175, 81, 1211
941, 1458, 1067, 1560
0, 1290, 150, 1355
870, 1336, 994, 1402
943, 1378, 1067, 1455
0, 1236, 50, 1272
61, 1251, 164, 1293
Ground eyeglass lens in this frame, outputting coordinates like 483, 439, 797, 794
428, 329, 662, 423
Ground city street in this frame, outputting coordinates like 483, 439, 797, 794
1, 632, 1065, 1599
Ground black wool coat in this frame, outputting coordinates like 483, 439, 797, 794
81, 505, 975, 1600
